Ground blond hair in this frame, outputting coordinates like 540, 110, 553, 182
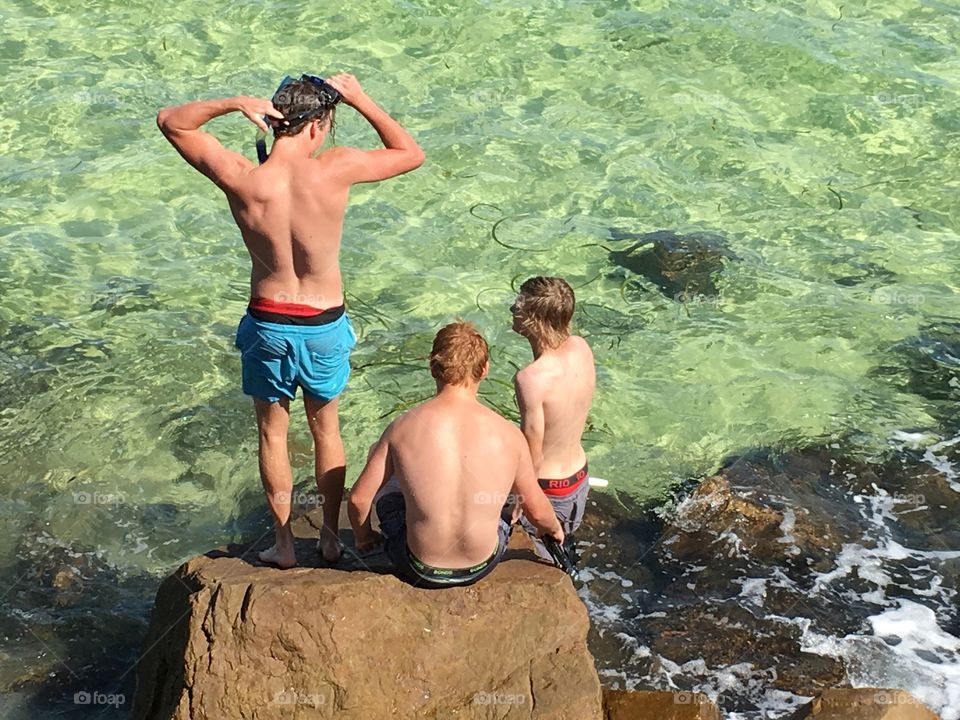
513, 277, 575, 348
430, 322, 489, 386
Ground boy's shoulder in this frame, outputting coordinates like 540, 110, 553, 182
567, 333, 593, 353
514, 357, 553, 398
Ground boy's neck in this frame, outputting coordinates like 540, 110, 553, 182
435, 381, 480, 400
527, 334, 563, 359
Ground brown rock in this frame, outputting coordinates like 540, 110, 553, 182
644, 606, 845, 696
603, 689, 722, 720
660, 473, 845, 571
50, 566, 83, 607
789, 689, 940, 719
133, 537, 603, 720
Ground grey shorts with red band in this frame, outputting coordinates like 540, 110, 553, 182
521, 462, 590, 561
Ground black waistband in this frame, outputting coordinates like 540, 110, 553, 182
407, 543, 500, 583
247, 304, 345, 326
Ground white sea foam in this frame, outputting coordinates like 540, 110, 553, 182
801, 601, 960, 720
798, 473, 960, 720
890, 429, 960, 492
734, 576, 767, 607
581, 465, 960, 720
727, 689, 811, 720
890, 430, 937, 449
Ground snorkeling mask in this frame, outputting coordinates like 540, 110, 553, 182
256, 74, 341, 164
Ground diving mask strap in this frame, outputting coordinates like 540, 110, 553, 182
256, 127, 269, 164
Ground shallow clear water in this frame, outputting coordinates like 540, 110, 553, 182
0, 0, 958, 717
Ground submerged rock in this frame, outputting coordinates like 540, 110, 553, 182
832, 261, 897, 287
659, 471, 849, 574
606, 229, 735, 299
132, 534, 603, 720
643, 605, 845, 696
88, 275, 160, 317
877, 322, 960, 430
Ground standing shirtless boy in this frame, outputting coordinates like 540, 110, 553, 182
511, 277, 596, 559
157, 73, 424, 567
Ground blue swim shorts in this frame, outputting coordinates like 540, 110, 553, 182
234, 310, 357, 403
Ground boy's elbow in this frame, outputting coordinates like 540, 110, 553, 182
156, 109, 172, 134
410, 146, 425, 169
522, 499, 551, 530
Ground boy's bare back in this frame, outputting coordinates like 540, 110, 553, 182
516, 334, 596, 479
158, 73, 424, 312
223, 149, 355, 311
386, 394, 527, 566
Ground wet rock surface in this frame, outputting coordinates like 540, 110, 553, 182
577, 447, 960, 718
0, 535, 153, 718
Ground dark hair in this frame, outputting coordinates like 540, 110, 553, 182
430, 322, 489, 387
271, 80, 337, 140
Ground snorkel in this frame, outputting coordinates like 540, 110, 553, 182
256, 74, 342, 164
542, 535, 580, 580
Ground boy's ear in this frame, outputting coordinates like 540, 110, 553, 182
481, 361, 490, 379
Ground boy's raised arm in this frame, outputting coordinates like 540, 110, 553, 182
156, 96, 282, 187
325, 74, 425, 184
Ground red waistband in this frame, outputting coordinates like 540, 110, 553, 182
539, 464, 589, 497
249, 297, 329, 317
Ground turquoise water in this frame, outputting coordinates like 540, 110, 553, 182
0, 0, 958, 715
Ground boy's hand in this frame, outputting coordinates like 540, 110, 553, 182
326, 74, 367, 108
236, 96, 284, 132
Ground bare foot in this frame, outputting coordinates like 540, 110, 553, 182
317, 534, 342, 564
258, 544, 297, 569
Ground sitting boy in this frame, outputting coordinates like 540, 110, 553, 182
348, 322, 563, 588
